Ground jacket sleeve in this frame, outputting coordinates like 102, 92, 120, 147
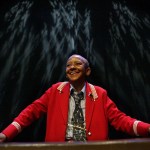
1, 87, 52, 141
104, 90, 150, 137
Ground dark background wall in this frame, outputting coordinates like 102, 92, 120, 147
0, 0, 150, 141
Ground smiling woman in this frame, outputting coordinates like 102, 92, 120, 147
0, 0, 150, 142
66, 55, 91, 92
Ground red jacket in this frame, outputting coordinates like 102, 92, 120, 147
2, 82, 150, 141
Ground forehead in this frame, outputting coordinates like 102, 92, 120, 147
67, 55, 85, 63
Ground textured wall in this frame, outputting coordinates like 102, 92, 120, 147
0, 0, 150, 141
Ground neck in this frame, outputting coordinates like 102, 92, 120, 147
71, 82, 85, 92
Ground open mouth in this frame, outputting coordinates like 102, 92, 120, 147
70, 71, 79, 75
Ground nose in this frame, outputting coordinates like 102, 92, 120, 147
69, 66, 76, 71
68, 64, 76, 69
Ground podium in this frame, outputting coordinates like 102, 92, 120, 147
0, 138, 150, 150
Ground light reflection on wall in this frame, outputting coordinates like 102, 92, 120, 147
0, 0, 95, 118
107, 1, 150, 120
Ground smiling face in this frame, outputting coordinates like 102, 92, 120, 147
66, 55, 91, 87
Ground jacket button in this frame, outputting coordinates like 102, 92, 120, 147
88, 132, 91, 136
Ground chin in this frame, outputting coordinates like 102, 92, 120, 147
69, 79, 78, 82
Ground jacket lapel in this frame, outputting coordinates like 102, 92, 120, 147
85, 82, 95, 131
58, 82, 70, 125
57, 82, 97, 131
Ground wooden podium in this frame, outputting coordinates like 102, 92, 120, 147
0, 138, 150, 150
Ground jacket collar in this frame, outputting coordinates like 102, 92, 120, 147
57, 81, 98, 101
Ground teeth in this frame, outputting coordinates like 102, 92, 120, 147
70, 72, 75, 75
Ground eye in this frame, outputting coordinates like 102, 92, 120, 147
75, 62, 82, 65
66, 64, 71, 67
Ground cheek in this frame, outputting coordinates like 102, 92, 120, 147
66, 68, 68, 73
66, 69, 69, 76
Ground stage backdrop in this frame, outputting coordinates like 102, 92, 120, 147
0, 0, 150, 141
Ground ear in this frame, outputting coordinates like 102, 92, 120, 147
86, 67, 91, 76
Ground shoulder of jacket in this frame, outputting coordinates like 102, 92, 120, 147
91, 84, 106, 92
88, 83, 98, 100
56, 81, 68, 93
88, 83, 107, 100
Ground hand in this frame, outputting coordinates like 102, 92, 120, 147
148, 127, 150, 136
0, 133, 6, 142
